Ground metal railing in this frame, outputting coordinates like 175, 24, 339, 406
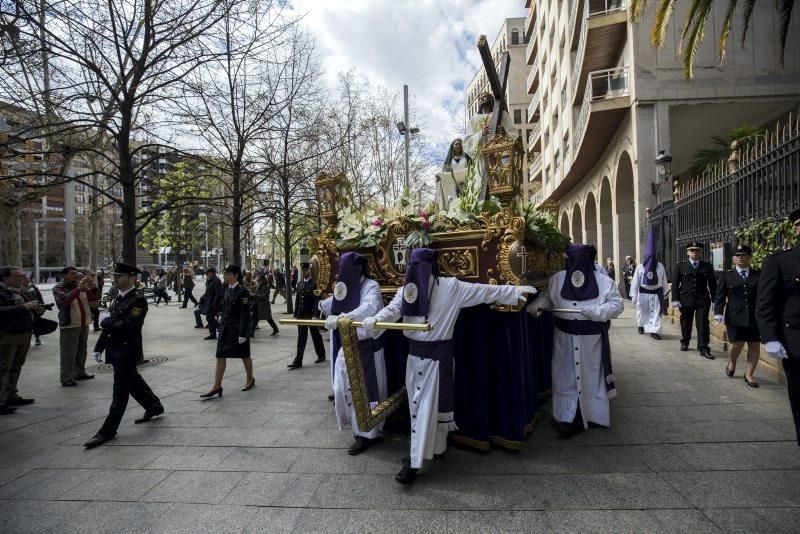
527, 122, 541, 148
573, 67, 629, 151
530, 186, 546, 207
588, 0, 626, 16
528, 85, 541, 123
571, 0, 589, 102
530, 152, 543, 175
527, 51, 539, 93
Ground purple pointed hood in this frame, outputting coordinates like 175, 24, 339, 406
642, 226, 658, 284
331, 252, 367, 315
400, 248, 438, 317
561, 244, 599, 301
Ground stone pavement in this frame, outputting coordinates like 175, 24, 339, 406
1, 287, 799, 533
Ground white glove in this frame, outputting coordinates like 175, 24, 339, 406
765, 341, 788, 359
526, 302, 543, 318
325, 315, 340, 330
238, 336, 247, 344
671, 301, 681, 309
713, 315, 724, 323
362, 316, 378, 334
92, 352, 103, 363
581, 305, 604, 321
518, 286, 538, 301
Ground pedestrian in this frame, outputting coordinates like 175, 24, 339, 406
85, 271, 102, 331
715, 245, 762, 387
631, 228, 667, 339
84, 263, 164, 449
363, 248, 535, 484
622, 256, 636, 299
172, 267, 183, 301
291, 265, 298, 291
756, 208, 800, 446
671, 242, 717, 359
528, 245, 624, 440
200, 265, 255, 398
272, 268, 287, 304
0, 266, 43, 414
605, 258, 616, 280
199, 267, 224, 340
21, 275, 45, 346
140, 268, 149, 288
154, 272, 170, 306
180, 267, 198, 308
53, 266, 98, 386
97, 269, 105, 292
320, 252, 387, 455
288, 263, 325, 369
251, 274, 279, 337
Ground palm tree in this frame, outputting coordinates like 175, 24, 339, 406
692, 124, 765, 171
629, 1, 795, 79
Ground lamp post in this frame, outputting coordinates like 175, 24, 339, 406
396, 84, 420, 191
652, 150, 673, 199
34, 217, 66, 283
201, 213, 209, 269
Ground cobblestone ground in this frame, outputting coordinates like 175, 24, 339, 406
1, 284, 798, 533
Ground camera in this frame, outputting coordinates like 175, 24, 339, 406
42, 303, 54, 310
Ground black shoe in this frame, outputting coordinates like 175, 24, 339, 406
651, 333, 661, 340
314, 357, 326, 364
241, 378, 255, 392
75, 373, 94, 380
271, 330, 279, 336
637, 327, 644, 334
725, 363, 735, 377
0, 406, 16, 415
328, 394, 335, 402
744, 375, 760, 388
320, 327, 328, 333
680, 344, 689, 352
84, 433, 114, 449
61, 379, 78, 387
287, 363, 302, 370
348, 436, 380, 456
6, 397, 35, 406
200, 387, 223, 399
179, 306, 187, 309
194, 325, 205, 329
395, 457, 418, 485
134, 407, 164, 424
556, 422, 584, 438
701, 349, 714, 360
203, 335, 217, 340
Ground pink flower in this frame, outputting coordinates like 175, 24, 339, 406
418, 209, 428, 218
372, 218, 383, 226
422, 220, 430, 230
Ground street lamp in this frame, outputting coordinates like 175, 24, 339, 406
200, 213, 209, 269
652, 150, 673, 196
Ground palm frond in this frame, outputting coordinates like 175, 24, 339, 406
725, 125, 765, 145
681, 0, 715, 79
629, 0, 650, 22
739, 0, 758, 46
775, 0, 796, 64
718, 0, 740, 62
651, 0, 678, 48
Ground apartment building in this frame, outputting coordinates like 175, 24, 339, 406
465, 17, 539, 198
523, 0, 800, 273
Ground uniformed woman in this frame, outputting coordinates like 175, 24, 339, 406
201, 265, 255, 397
714, 245, 761, 387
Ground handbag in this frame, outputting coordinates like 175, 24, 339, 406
33, 317, 58, 336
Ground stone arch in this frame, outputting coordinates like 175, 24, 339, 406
599, 175, 614, 264
560, 210, 570, 237
615, 151, 636, 282
584, 191, 598, 249
571, 202, 584, 243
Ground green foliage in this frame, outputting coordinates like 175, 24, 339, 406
735, 218, 799, 268
518, 200, 571, 251
692, 124, 765, 172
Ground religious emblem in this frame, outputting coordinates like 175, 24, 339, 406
508, 242, 528, 280
390, 235, 409, 274
571, 270, 585, 288
646, 271, 654, 281
403, 282, 418, 304
333, 281, 348, 301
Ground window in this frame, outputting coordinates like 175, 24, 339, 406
544, 131, 550, 148
514, 109, 522, 124
511, 29, 519, 45
545, 164, 551, 184
76, 206, 86, 215
75, 193, 85, 204
561, 87, 567, 111
75, 183, 86, 192
563, 133, 570, 158
553, 150, 560, 175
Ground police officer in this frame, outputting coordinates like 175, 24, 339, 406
200, 265, 255, 397
714, 245, 761, 387
757, 208, 800, 447
84, 263, 164, 449
288, 262, 325, 370
671, 242, 717, 359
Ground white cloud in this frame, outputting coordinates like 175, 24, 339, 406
290, 0, 525, 159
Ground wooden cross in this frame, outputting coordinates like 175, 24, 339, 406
477, 34, 510, 137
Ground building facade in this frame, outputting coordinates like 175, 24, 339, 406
523, 0, 800, 279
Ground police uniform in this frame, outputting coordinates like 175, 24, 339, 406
672, 242, 717, 358
289, 263, 324, 368
216, 281, 251, 359
85, 263, 163, 449
714, 245, 761, 342
756, 208, 800, 446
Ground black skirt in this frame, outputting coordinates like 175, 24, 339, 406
215, 330, 251, 358
727, 324, 761, 342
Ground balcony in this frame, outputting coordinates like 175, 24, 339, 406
553, 67, 630, 202
569, 0, 585, 50
527, 85, 541, 123
527, 122, 541, 152
525, 32, 538, 65
571, 0, 628, 106
525, 6, 536, 38
530, 152, 543, 179
530, 186, 546, 208
526, 55, 539, 94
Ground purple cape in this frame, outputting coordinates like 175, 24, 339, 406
330, 252, 365, 315
561, 244, 600, 301
400, 248, 437, 317
642, 226, 658, 284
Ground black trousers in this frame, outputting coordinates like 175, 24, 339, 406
182, 289, 198, 307
679, 305, 710, 349
294, 324, 324, 364
207, 314, 219, 337
783, 358, 800, 446
99, 358, 162, 437
249, 307, 279, 336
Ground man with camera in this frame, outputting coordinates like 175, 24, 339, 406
0, 266, 45, 414
53, 266, 99, 386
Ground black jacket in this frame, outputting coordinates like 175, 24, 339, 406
757, 245, 800, 358
216, 284, 251, 358
96, 289, 148, 364
201, 275, 224, 316
0, 283, 35, 334
293, 278, 319, 319
673, 260, 717, 307
714, 268, 760, 327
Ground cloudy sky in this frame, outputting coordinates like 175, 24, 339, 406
290, 0, 526, 159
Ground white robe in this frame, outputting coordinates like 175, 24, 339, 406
372, 277, 529, 468
462, 110, 517, 200
319, 278, 387, 439
531, 271, 624, 428
630, 262, 667, 334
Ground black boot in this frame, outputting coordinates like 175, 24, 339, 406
395, 457, 418, 485
348, 436, 380, 455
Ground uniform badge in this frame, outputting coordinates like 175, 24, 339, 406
333, 281, 348, 301
403, 282, 418, 304
571, 271, 585, 288
646, 271, 654, 281
132, 307, 142, 317
242, 298, 249, 304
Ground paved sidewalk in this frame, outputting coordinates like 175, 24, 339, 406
0, 295, 798, 533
